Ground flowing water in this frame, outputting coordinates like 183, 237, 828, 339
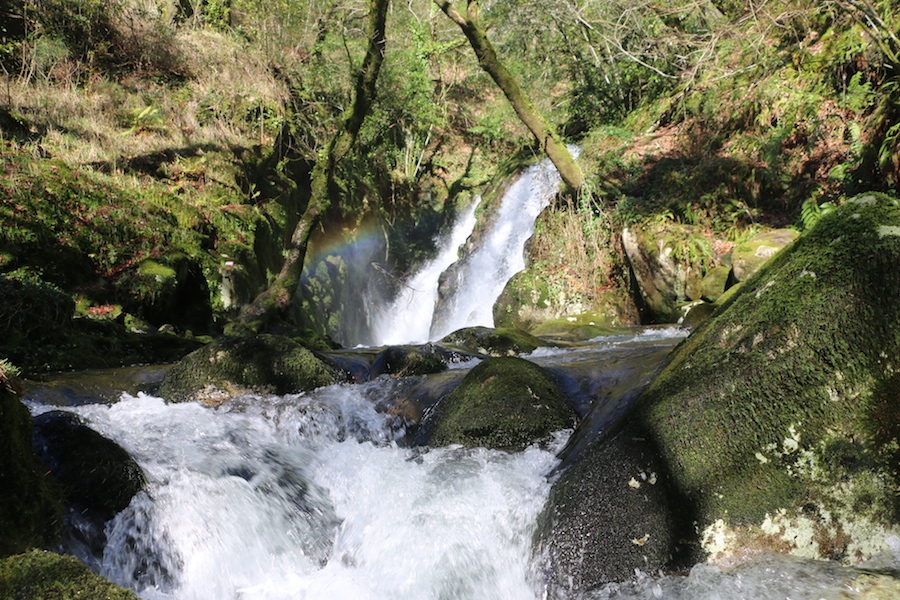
27, 334, 900, 600
369, 198, 481, 345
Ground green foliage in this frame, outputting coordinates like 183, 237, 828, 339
799, 197, 836, 230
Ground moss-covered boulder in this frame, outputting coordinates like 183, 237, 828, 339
0, 550, 139, 599
621, 223, 707, 323
159, 334, 335, 405
370, 345, 448, 378
438, 326, 552, 356
423, 356, 575, 450
537, 193, 900, 591
0, 363, 62, 557
699, 265, 731, 302
731, 228, 799, 281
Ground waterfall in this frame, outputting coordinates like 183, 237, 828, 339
368, 156, 563, 346
369, 198, 480, 345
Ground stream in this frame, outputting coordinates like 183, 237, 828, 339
26, 330, 898, 600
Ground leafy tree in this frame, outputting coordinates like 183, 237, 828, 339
434, 0, 584, 191
230, 0, 390, 334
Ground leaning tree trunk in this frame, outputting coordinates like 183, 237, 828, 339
229, 0, 389, 335
435, 0, 583, 191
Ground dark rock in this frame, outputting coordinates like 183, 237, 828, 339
0, 367, 62, 557
423, 356, 575, 450
159, 334, 335, 405
32, 411, 145, 521
370, 345, 448, 378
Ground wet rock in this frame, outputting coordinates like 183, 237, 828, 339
438, 326, 552, 356
159, 334, 335, 405
32, 411, 145, 522
0, 366, 62, 557
370, 345, 449, 378
537, 193, 900, 591
731, 228, 799, 281
31, 410, 145, 562
422, 356, 575, 450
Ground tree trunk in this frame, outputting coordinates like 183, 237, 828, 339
229, 0, 389, 335
434, 0, 583, 191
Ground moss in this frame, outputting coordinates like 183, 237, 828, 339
529, 312, 627, 341
426, 356, 574, 450
0, 550, 139, 600
160, 334, 335, 404
438, 326, 553, 356
634, 192, 900, 551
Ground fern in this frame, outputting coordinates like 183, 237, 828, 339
800, 198, 835, 230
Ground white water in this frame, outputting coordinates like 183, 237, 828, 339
370, 198, 481, 345
29, 340, 900, 600
429, 157, 563, 340
60, 386, 561, 600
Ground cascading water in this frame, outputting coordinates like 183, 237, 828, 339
369, 198, 481, 345
45, 386, 560, 600
366, 155, 564, 346
428, 157, 564, 341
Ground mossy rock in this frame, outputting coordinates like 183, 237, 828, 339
159, 334, 335, 405
438, 326, 552, 356
731, 228, 799, 281
370, 345, 448, 378
530, 312, 627, 342
0, 550, 139, 600
699, 265, 731, 302
424, 356, 575, 450
0, 365, 63, 557
538, 193, 900, 590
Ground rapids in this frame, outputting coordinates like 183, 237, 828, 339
25, 328, 900, 599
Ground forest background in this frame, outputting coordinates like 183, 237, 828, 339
0, 0, 898, 374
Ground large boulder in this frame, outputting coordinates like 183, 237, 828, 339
32, 411, 146, 560
622, 223, 707, 323
492, 269, 638, 332
537, 193, 900, 592
159, 334, 335, 405
422, 356, 575, 450
0, 363, 62, 557
32, 411, 145, 522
